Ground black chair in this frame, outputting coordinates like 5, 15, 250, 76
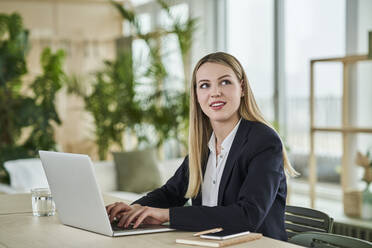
285, 205, 333, 239
289, 231, 372, 248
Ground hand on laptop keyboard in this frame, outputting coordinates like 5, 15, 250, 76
112, 221, 136, 230
112, 221, 158, 231
106, 201, 169, 229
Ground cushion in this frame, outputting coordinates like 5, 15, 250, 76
4, 158, 49, 192
93, 160, 117, 192
113, 148, 162, 193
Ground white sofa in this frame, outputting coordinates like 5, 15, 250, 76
0, 157, 183, 203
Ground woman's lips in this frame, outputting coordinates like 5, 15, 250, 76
210, 101, 226, 110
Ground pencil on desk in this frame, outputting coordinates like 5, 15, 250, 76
193, 227, 223, 236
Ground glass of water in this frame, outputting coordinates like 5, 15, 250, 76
31, 188, 56, 216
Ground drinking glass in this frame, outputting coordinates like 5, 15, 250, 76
31, 188, 55, 217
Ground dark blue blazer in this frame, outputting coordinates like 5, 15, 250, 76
133, 119, 287, 241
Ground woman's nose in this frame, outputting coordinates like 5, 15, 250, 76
211, 85, 221, 97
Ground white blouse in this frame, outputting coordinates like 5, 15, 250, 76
202, 119, 242, 207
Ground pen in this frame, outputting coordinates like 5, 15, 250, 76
193, 227, 223, 236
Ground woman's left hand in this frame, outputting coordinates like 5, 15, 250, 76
117, 206, 170, 229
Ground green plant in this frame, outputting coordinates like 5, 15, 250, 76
0, 13, 31, 183
0, 12, 66, 183
66, 1, 196, 159
111, 0, 196, 154
66, 51, 143, 160
87, 52, 142, 160
24, 48, 66, 150
366, 149, 372, 168
157, 0, 197, 90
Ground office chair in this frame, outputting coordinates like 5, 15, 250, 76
285, 205, 333, 239
289, 231, 372, 248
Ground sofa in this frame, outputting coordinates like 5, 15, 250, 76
0, 157, 183, 203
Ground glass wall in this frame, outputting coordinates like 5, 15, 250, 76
227, 0, 275, 122
131, 1, 189, 157
226, 0, 346, 183
284, 0, 346, 182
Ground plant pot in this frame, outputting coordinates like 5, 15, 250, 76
343, 190, 362, 218
363, 167, 372, 184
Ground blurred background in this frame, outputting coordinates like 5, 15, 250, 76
1, 0, 372, 240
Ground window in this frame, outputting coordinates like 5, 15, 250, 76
284, 0, 346, 182
130, 0, 190, 157
132, 1, 188, 93
159, 3, 188, 92
227, 0, 275, 122
226, 0, 347, 183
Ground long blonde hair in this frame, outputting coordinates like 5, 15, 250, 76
185, 52, 297, 198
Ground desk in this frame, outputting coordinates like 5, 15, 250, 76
0, 194, 32, 215
0, 194, 303, 248
0, 193, 129, 215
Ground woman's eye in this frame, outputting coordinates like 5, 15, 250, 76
200, 83, 209, 89
221, 80, 231, 85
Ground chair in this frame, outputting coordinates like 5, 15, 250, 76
285, 205, 333, 239
289, 231, 372, 248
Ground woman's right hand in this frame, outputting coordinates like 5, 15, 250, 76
106, 202, 141, 224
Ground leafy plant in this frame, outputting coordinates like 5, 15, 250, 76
0, 12, 66, 183
111, 0, 196, 154
366, 149, 372, 168
0, 13, 31, 182
66, 51, 142, 160
66, 1, 196, 159
0, 13, 28, 88
85, 52, 142, 160
24, 48, 66, 151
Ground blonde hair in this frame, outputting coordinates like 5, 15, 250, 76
185, 52, 298, 198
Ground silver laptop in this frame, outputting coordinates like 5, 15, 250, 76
39, 150, 174, 237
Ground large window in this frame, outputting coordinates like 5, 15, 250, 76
159, 3, 188, 92
226, 0, 347, 183
284, 0, 346, 182
130, 0, 190, 157
227, 0, 275, 122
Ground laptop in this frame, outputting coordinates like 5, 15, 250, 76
39, 150, 174, 237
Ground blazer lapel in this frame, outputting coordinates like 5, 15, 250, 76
217, 119, 252, 205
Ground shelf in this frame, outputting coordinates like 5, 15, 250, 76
308, 53, 372, 209
311, 55, 371, 63
311, 127, 372, 133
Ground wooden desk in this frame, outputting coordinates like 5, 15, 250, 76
0, 194, 32, 215
0, 193, 129, 215
0, 194, 303, 248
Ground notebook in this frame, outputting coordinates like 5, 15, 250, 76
176, 233, 262, 247
39, 150, 174, 237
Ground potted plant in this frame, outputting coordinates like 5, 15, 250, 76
110, 0, 197, 156
355, 150, 372, 219
0, 12, 66, 183
68, 50, 142, 160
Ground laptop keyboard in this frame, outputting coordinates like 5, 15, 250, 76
111, 222, 159, 231
112, 222, 135, 231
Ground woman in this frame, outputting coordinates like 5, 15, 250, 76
106, 52, 297, 241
